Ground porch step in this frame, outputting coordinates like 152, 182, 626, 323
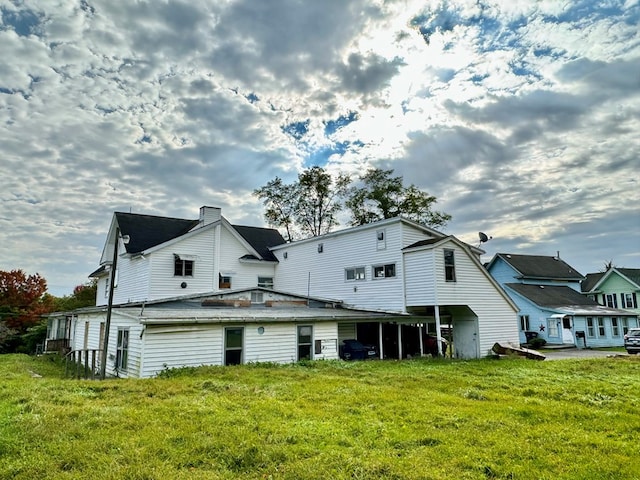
542, 344, 577, 350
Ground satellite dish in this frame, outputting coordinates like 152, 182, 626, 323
478, 232, 492, 247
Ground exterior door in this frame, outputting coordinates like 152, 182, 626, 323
224, 327, 243, 365
561, 316, 575, 345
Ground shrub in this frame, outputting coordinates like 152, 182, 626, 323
529, 337, 547, 349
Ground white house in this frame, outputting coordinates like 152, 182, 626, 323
47, 206, 521, 377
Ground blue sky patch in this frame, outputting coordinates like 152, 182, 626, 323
324, 111, 358, 136
1, 8, 41, 37
282, 120, 309, 140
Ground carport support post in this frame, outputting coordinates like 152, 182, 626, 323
435, 306, 443, 356
418, 324, 424, 357
397, 323, 402, 359
378, 322, 384, 359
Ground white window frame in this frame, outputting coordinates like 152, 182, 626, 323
519, 315, 530, 331
116, 328, 129, 371
444, 249, 456, 282
258, 276, 274, 289
611, 317, 620, 337
297, 325, 313, 361
597, 317, 606, 337
372, 263, 396, 279
174, 258, 194, 277
547, 318, 559, 338
586, 317, 595, 338
376, 230, 386, 250
224, 327, 244, 366
345, 266, 366, 281
605, 294, 617, 308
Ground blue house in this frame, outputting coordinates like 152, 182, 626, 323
486, 253, 637, 347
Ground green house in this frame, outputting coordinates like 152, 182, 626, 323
582, 268, 640, 325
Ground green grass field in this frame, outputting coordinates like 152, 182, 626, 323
1, 354, 639, 480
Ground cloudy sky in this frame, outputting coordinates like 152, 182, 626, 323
1, 0, 638, 296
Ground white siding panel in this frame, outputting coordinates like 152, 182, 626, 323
434, 243, 519, 356
244, 324, 297, 364
218, 227, 277, 290
404, 250, 436, 305
275, 223, 423, 312
312, 322, 340, 360
149, 228, 216, 300
142, 325, 223, 377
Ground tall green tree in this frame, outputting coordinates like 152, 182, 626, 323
253, 166, 350, 240
345, 168, 451, 228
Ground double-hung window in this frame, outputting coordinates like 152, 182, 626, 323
373, 263, 395, 279
597, 318, 606, 337
611, 317, 620, 337
345, 267, 366, 281
519, 315, 530, 331
297, 325, 313, 361
444, 249, 456, 282
258, 277, 274, 289
622, 293, 637, 309
116, 328, 129, 371
587, 317, 595, 338
605, 294, 617, 308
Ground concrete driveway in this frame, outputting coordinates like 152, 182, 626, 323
541, 348, 629, 360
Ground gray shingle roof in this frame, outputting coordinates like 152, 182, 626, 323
113, 212, 285, 261
496, 253, 584, 280
115, 212, 199, 254
506, 283, 597, 308
582, 268, 640, 292
232, 224, 285, 262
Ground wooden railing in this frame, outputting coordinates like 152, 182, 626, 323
46, 338, 70, 353
65, 349, 101, 379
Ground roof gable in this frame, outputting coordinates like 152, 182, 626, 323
489, 253, 584, 281
232, 224, 285, 262
115, 212, 199, 254
583, 267, 640, 292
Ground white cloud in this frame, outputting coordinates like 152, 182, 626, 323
0, 0, 638, 295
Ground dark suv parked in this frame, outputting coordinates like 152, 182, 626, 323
624, 328, 640, 354
339, 339, 378, 360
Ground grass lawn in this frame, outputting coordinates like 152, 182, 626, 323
1, 354, 639, 480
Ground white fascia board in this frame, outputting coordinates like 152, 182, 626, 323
269, 217, 446, 251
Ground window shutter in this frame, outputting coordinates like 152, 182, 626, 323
614, 294, 618, 308
633, 292, 638, 309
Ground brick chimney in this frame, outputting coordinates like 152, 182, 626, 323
199, 206, 222, 226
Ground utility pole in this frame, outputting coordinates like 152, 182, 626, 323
101, 227, 121, 380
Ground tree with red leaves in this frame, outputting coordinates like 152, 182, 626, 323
0, 270, 55, 351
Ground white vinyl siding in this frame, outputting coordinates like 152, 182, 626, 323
431, 242, 519, 357
274, 222, 424, 312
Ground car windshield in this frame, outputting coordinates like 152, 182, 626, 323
629, 330, 640, 338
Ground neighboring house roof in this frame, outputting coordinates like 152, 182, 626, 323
506, 284, 596, 307
582, 268, 640, 293
581, 272, 604, 292
505, 283, 635, 316
403, 238, 442, 249
487, 253, 584, 281
232, 225, 285, 262
115, 212, 199, 254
